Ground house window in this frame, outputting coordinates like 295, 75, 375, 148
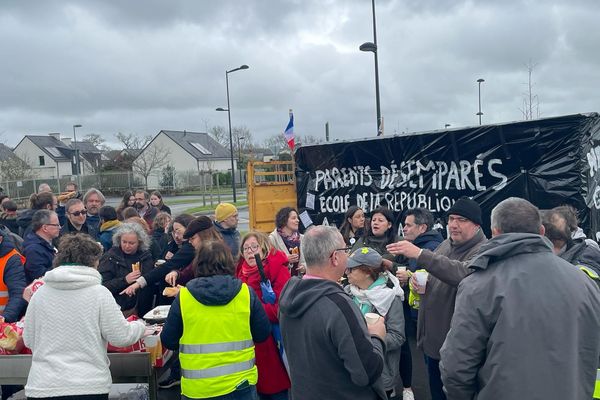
39, 155, 45, 166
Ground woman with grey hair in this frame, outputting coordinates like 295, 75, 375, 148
98, 222, 154, 317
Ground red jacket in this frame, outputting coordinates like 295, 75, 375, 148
236, 249, 291, 394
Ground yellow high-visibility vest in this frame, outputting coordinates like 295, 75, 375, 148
594, 369, 600, 399
179, 283, 257, 399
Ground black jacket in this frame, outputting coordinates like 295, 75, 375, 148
16, 209, 35, 238
140, 241, 196, 287
59, 219, 89, 237
560, 238, 600, 280
408, 230, 444, 271
98, 246, 154, 313
160, 275, 270, 350
23, 232, 56, 284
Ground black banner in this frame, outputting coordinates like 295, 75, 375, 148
295, 113, 600, 239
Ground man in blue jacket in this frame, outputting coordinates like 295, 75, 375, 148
23, 210, 59, 284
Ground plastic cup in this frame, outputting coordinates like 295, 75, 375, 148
155, 259, 166, 267
414, 271, 428, 294
365, 312, 380, 325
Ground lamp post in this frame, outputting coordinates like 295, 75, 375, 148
216, 64, 249, 203
72, 124, 82, 181
237, 136, 245, 186
476, 78, 485, 125
360, 0, 382, 136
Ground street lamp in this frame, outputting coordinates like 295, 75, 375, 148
72, 124, 82, 180
359, 0, 382, 136
476, 78, 485, 125
216, 64, 249, 203
237, 136, 245, 185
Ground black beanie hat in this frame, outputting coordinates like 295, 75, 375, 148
183, 216, 214, 239
446, 197, 482, 226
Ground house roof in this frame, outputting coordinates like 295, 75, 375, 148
24, 135, 73, 161
71, 141, 101, 154
0, 143, 18, 162
160, 130, 230, 160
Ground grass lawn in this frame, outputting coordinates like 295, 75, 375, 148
183, 201, 248, 215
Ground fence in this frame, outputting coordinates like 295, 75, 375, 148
1, 169, 247, 203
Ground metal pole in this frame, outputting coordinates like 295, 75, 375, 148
372, 0, 382, 135
478, 82, 482, 125
237, 136, 243, 187
225, 71, 237, 203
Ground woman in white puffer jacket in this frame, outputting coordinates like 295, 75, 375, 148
23, 234, 151, 400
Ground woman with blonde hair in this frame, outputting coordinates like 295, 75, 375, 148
236, 232, 291, 399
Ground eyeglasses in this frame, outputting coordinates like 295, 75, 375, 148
44, 223, 61, 228
243, 244, 260, 253
68, 209, 87, 217
330, 246, 352, 258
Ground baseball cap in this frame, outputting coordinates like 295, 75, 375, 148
346, 247, 383, 269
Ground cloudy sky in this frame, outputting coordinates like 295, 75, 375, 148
1, 0, 598, 149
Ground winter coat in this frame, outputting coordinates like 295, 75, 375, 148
159, 204, 171, 215
0, 212, 20, 235
344, 274, 405, 391
23, 232, 56, 284
235, 249, 291, 394
151, 230, 170, 260
0, 233, 26, 322
268, 229, 306, 273
86, 214, 101, 240
440, 233, 600, 400
416, 228, 487, 359
214, 221, 241, 260
279, 277, 387, 400
98, 246, 154, 316
408, 230, 444, 271
23, 264, 145, 398
16, 208, 35, 238
137, 241, 196, 288
160, 274, 271, 351
98, 220, 121, 252
353, 234, 402, 261
59, 219, 89, 237
559, 238, 600, 279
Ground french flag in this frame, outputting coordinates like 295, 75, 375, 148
284, 109, 294, 151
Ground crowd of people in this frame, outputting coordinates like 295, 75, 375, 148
1, 182, 600, 400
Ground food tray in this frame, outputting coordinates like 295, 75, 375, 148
143, 305, 171, 321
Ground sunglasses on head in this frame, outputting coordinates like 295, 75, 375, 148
69, 209, 87, 217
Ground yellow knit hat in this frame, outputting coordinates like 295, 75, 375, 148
215, 202, 238, 222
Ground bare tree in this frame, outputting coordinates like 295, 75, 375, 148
132, 145, 171, 189
0, 154, 37, 181
263, 133, 289, 154
209, 126, 228, 147
519, 61, 541, 120
116, 132, 152, 150
83, 133, 111, 151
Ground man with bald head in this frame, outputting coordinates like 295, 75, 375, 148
440, 197, 600, 400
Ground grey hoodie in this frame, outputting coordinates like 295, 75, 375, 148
440, 233, 600, 400
279, 276, 387, 400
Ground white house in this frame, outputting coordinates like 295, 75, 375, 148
13, 133, 102, 179
134, 130, 234, 188
13, 134, 75, 179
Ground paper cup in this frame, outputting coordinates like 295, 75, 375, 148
414, 271, 428, 294
365, 312, 380, 325
155, 259, 166, 267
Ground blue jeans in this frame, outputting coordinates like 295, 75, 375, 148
424, 355, 446, 400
